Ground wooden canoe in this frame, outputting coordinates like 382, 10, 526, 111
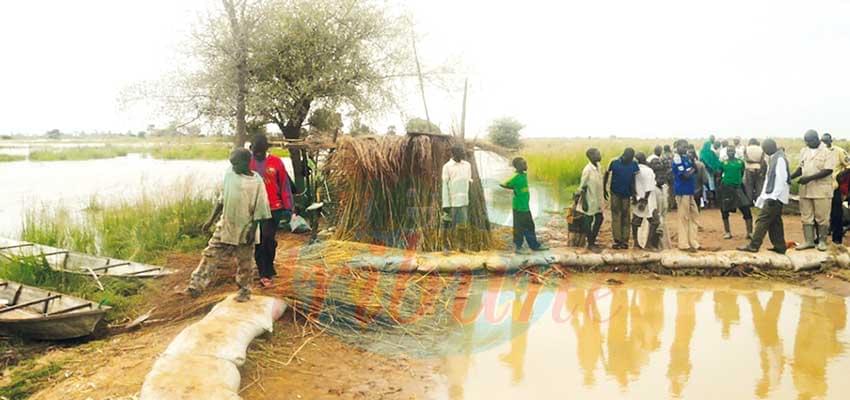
0, 238, 173, 279
0, 281, 110, 340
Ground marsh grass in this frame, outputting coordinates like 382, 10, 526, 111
148, 143, 232, 160
0, 154, 25, 162
28, 145, 133, 161
0, 359, 64, 400
521, 138, 656, 197
21, 185, 215, 264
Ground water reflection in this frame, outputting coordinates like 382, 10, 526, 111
437, 277, 850, 399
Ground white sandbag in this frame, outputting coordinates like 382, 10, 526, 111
140, 295, 286, 400
140, 354, 242, 400
205, 294, 285, 332
163, 318, 266, 366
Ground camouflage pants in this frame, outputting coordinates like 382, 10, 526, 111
188, 232, 254, 292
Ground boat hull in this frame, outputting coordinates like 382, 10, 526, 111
0, 310, 107, 340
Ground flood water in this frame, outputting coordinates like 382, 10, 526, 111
0, 148, 560, 236
0, 153, 226, 236
425, 275, 849, 399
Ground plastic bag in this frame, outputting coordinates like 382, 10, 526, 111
290, 214, 311, 233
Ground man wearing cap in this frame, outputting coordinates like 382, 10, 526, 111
187, 148, 272, 302
791, 129, 835, 251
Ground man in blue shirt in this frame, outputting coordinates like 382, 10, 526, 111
672, 140, 700, 251
604, 148, 639, 249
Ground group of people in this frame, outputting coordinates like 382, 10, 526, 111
573, 129, 850, 254
185, 134, 293, 302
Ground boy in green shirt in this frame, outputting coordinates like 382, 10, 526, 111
719, 146, 753, 239
500, 157, 548, 254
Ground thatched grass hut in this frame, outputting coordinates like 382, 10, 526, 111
325, 133, 492, 252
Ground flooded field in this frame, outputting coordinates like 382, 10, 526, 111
421, 275, 850, 400
0, 149, 554, 236
0, 154, 226, 236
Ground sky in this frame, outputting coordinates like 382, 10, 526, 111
2, 0, 850, 139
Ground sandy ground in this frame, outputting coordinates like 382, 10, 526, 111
544, 206, 809, 251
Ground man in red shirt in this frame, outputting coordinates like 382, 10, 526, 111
249, 134, 293, 287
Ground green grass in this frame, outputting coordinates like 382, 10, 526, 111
520, 138, 656, 198
148, 144, 233, 160
28, 145, 133, 161
0, 154, 25, 162
0, 360, 64, 400
21, 186, 215, 264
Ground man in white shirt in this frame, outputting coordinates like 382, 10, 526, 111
441, 145, 473, 252
631, 152, 657, 249
739, 139, 789, 254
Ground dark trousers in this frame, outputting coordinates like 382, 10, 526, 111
750, 199, 785, 251
513, 210, 541, 250
255, 209, 288, 279
830, 188, 845, 244
721, 207, 753, 220
610, 194, 631, 245
588, 213, 604, 246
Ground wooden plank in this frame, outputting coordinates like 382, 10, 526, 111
11, 285, 23, 306
0, 243, 34, 251
126, 267, 163, 276
90, 262, 131, 273
0, 294, 61, 315
40, 251, 69, 257
47, 303, 93, 316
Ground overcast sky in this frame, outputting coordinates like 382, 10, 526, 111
2, 0, 849, 138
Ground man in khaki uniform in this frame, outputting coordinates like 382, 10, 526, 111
187, 148, 272, 301
822, 133, 850, 244
791, 130, 835, 251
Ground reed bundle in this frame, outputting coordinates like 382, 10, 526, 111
325, 134, 492, 252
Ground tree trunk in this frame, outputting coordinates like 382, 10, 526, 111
223, 0, 248, 147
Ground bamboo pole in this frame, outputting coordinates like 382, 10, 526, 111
460, 78, 468, 139
411, 33, 432, 132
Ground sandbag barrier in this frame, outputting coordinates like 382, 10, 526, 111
345, 247, 850, 274
140, 295, 286, 400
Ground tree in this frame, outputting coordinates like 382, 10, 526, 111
405, 118, 440, 134
349, 118, 375, 136
46, 129, 61, 140
250, 0, 410, 195
487, 117, 523, 148
307, 107, 343, 134
386, 125, 397, 136
220, 0, 256, 147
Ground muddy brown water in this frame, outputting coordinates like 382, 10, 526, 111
405, 275, 849, 399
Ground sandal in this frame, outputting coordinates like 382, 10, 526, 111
259, 277, 273, 288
